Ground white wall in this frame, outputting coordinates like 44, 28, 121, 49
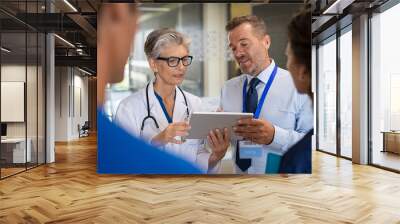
1, 64, 46, 164
1, 65, 26, 141
54, 67, 89, 141
1, 65, 37, 138
72, 73, 89, 138
55, 66, 69, 141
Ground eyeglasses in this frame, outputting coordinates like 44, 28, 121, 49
156, 55, 193, 67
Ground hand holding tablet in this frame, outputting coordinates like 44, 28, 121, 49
187, 112, 253, 139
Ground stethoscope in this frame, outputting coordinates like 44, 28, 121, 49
140, 82, 190, 137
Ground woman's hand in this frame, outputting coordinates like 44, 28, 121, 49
151, 122, 191, 145
207, 128, 230, 168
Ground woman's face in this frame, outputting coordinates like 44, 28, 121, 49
150, 44, 190, 86
285, 42, 311, 95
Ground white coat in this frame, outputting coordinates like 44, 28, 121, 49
114, 81, 219, 173
219, 61, 314, 173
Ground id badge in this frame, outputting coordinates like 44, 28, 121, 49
238, 141, 263, 159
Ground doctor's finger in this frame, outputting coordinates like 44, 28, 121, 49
209, 130, 219, 146
237, 122, 259, 129
172, 121, 190, 127
207, 136, 215, 148
214, 129, 225, 143
223, 128, 230, 141
233, 126, 260, 133
238, 132, 258, 139
174, 127, 190, 134
237, 117, 254, 125
234, 122, 260, 129
174, 131, 189, 137
169, 126, 190, 134
172, 125, 190, 131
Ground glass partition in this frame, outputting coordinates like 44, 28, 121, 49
370, 2, 400, 171
27, 30, 38, 169
1, 30, 28, 177
0, 1, 46, 179
317, 36, 337, 155
339, 27, 352, 158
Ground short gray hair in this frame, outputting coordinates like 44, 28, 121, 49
144, 28, 191, 59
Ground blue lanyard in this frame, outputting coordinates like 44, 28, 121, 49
154, 91, 174, 124
242, 65, 278, 119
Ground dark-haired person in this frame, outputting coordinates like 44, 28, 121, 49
219, 15, 313, 174
97, 3, 202, 174
279, 7, 313, 173
115, 28, 229, 173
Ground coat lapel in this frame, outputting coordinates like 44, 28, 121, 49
147, 81, 170, 131
173, 87, 189, 122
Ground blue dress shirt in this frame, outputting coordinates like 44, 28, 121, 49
220, 60, 313, 173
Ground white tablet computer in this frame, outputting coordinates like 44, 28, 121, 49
187, 112, 253, 139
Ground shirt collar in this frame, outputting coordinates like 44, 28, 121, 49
245, 59, 276, 84
148, 78, 187, 119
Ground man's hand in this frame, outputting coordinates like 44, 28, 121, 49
233, 118, 275, 145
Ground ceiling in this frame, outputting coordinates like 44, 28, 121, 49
312, 0, 391, 43
0, 0, 99, 74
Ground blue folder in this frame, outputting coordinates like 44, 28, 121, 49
265, 153, 282, 174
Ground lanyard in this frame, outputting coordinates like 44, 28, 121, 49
242, 65, 278, 119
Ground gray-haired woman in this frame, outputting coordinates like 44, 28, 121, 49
115, 28, 229, 173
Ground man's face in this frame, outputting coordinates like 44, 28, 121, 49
228, 23, 270, 76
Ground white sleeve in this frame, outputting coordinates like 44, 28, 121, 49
191, 96, 203, 112
195, 139, 221, 174
114, 101, 141, 138
268, 94, 313, 152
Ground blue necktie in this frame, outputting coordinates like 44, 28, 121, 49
246, 78, 261, 114
236, 78, 261, 172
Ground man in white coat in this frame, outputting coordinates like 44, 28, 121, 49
220, 15, 313, 174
